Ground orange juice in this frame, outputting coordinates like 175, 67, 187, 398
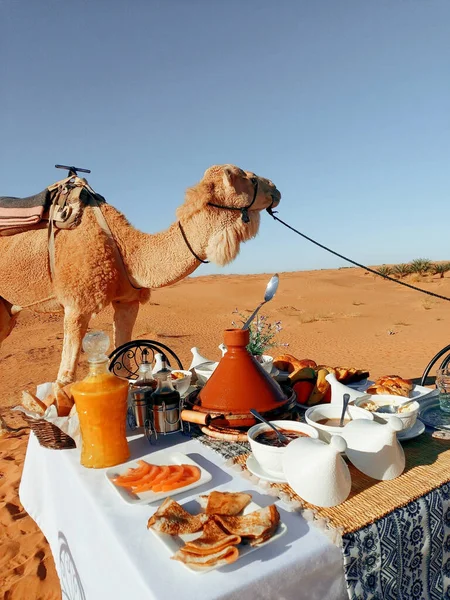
71, 331, 130, 468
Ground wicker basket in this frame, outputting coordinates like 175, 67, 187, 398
23, 415, 76, 450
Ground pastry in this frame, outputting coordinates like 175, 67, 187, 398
366, 375, 413, 398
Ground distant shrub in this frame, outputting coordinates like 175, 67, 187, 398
392, 263, 411, 278
377, 265, 392, 278
410, 258, 432, 275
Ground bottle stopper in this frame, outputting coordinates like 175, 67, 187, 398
82, 330, 110, 363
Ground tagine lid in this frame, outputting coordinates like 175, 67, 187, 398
198, 328, 287, 414
341, 417, 405, 481
282, 435, 351, 507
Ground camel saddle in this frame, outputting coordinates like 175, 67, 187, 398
0, 175, 105, 236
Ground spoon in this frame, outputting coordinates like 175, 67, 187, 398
339, 393, 351, 427
242, 274, 279, 330
250, 408, 289, 444
376, 398, 416, 414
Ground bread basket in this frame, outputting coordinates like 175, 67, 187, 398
22, 414, 76, 450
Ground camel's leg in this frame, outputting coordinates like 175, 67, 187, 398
112, 301, 139, 349
56, 307, 91, 386
0, 297, 19, 347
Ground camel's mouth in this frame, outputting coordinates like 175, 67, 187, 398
270, 195, 281, 208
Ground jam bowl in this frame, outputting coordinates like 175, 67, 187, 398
248, 420, 319, 477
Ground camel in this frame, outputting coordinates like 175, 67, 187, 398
0, 164, 281, 388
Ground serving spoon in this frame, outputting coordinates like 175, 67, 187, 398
250, 408, 289, 444
339, 393, 351, 427
242, 274, 279, 330
376, 398, 416, 414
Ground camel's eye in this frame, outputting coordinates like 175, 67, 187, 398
250, 177, 257, 185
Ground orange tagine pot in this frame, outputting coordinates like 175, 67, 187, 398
195, 329, 292, 427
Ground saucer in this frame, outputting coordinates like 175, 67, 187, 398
397, 419, 425, 441
246, 454, 287, 483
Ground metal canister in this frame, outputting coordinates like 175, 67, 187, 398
131, 384, 153, 428
151, 396, 181, 434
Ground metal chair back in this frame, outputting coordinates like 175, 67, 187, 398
108, 339, 183, 381
421, 344, 450, 386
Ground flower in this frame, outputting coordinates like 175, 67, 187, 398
232, 309, 288, 356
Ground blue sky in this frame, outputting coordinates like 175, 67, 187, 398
1, 0, 449, 276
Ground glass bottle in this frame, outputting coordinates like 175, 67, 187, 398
130, 349, 156, 427
150, 357, 181, 434
71, 331, 130, 468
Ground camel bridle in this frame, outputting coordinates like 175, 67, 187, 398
179, 177, 277, 265
207, 176, 259, 224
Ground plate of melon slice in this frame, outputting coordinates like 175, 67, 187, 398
106, 451, 212, 505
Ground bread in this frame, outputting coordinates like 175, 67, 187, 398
21, 391, 47, 416
51, 383, 75, 417
42, 393, 56, 408
306, 368, 331, 406
366, 374, 413, 398
273, 354, 317, 373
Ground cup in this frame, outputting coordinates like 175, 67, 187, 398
436, 367, 450, 413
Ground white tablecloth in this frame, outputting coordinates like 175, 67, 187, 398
19, 431, 347, 600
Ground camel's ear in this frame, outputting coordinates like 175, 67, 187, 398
203, 165, 222, 179
222, 167, 235, 190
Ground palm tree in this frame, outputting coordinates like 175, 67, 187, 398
410, 258, 432, 276
392, 263, 411, 278
432, 262, 450, 279
377, 265, 392, 278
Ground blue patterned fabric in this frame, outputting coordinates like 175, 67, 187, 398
342, 483, 450, 599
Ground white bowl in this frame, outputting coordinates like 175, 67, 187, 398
305, 404, 374, 443
247, 420, 319, 477
257, 355, 274, 374
193, 362, 218, 386
170, 370, 193, 396
354, 395, 419, 432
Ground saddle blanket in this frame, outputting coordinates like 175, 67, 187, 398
0, 189, 49, 230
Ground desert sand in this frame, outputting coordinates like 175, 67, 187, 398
1, 267, 449, 598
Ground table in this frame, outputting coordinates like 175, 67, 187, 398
19, 432, 348, 600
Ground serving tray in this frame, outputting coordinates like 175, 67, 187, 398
419, 392, 450, 430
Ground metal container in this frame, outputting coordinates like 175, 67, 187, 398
131, 385, 153, 428
151, 399, 181, 434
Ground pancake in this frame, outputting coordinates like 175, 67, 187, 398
172, 545, 239, 569
199, 491, 252, 516
147, 498, 208, 535
213, 504, 280, 544
182, 519, 241, 555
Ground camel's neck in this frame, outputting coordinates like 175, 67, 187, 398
101, 206, 208, 288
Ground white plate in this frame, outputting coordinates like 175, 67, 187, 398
106, 451, 212, 505
397, 419, 426, 441
246, 454, 288, 483
352, 380, 434, 400
149, 498, 288, 573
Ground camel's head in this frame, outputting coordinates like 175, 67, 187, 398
178, 165, 281, 266
204, 164, 281, 216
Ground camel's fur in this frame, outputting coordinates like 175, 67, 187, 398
0, 165, 281, 388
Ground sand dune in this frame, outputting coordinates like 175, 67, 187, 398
1, 268, 449, 598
